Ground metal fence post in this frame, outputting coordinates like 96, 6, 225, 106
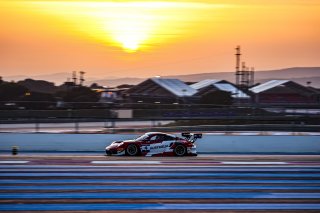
75, 121, 79, 133
35, 121, 40, 133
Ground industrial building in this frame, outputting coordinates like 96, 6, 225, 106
249, 80, 319, 104
122, 78, 252, 105
123, 78, 198, 104
96, 77, 319, 106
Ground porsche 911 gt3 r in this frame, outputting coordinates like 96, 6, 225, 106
105, 132, 202, 157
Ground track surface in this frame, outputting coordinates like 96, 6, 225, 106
0, 154, 320, 212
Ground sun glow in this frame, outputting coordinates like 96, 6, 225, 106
26, 1, 228, 52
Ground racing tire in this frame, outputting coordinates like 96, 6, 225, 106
126, 144, 139, 156
174, 144, 186, 157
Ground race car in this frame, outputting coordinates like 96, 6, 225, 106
105, 132, 202, 157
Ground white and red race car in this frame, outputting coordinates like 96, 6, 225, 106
105, 132, 202, 157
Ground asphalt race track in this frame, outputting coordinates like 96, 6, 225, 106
0, 154, 320, 212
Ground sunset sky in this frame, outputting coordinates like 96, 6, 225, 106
1, 0, 319, 79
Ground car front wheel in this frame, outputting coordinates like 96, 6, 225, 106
174, 144, 186, 156
126, 144, 139, 156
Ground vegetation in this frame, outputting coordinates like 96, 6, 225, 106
18, 92, 56, 109
0, 82, 28, 101
56, 86, 100, 102
17, 79, 57, 94
0, 79, 100, 109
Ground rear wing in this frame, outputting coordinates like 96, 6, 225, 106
181, 133, 202, 143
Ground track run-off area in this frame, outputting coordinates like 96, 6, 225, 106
0, 154, 320, 212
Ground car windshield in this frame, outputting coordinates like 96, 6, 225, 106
135, 134, 149, 141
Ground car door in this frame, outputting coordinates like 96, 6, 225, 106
148, 134, 165, 155
161, 135, 177, 153
139, 135, 152, 154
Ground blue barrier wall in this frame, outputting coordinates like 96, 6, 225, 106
0, 133, 319, 154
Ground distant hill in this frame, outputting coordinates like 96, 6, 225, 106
3, 67, 320, 88
88, 78, 145, 88
87, 67, 320, 87
5, 73, 69, 85
4, 72, 99, 86
166, 67, 320, 83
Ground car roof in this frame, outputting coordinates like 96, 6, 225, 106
145, 132, 177, 137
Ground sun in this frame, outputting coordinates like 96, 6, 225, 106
111, 21, 149, 52
102, 9, 156, 52
26, 1, 229, 52
123, 42, 139, 52
122, 40, 139, 52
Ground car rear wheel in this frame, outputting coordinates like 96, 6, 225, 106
126, 144, 139, 156
174, 144, 186, 156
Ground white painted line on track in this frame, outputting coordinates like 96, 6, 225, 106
0, 161, 314, 166
90, 161, 313, 165
221, 161, 288, 165
2, 165, 319, 169
91, 161, 161, 164
0, 161, 29, 164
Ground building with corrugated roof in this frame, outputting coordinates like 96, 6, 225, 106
191, 79, 251, 103
124, 78, 198, 104
249, 80, 318, 104
190, 79, 226, 90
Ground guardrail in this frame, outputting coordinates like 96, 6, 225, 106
1, 121, 319, 133
0, 108, 318, 120
1, 104, 319, 132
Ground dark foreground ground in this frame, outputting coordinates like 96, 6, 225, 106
0, 154, 320, 213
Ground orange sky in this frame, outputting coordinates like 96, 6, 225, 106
1, 0, 319, 79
